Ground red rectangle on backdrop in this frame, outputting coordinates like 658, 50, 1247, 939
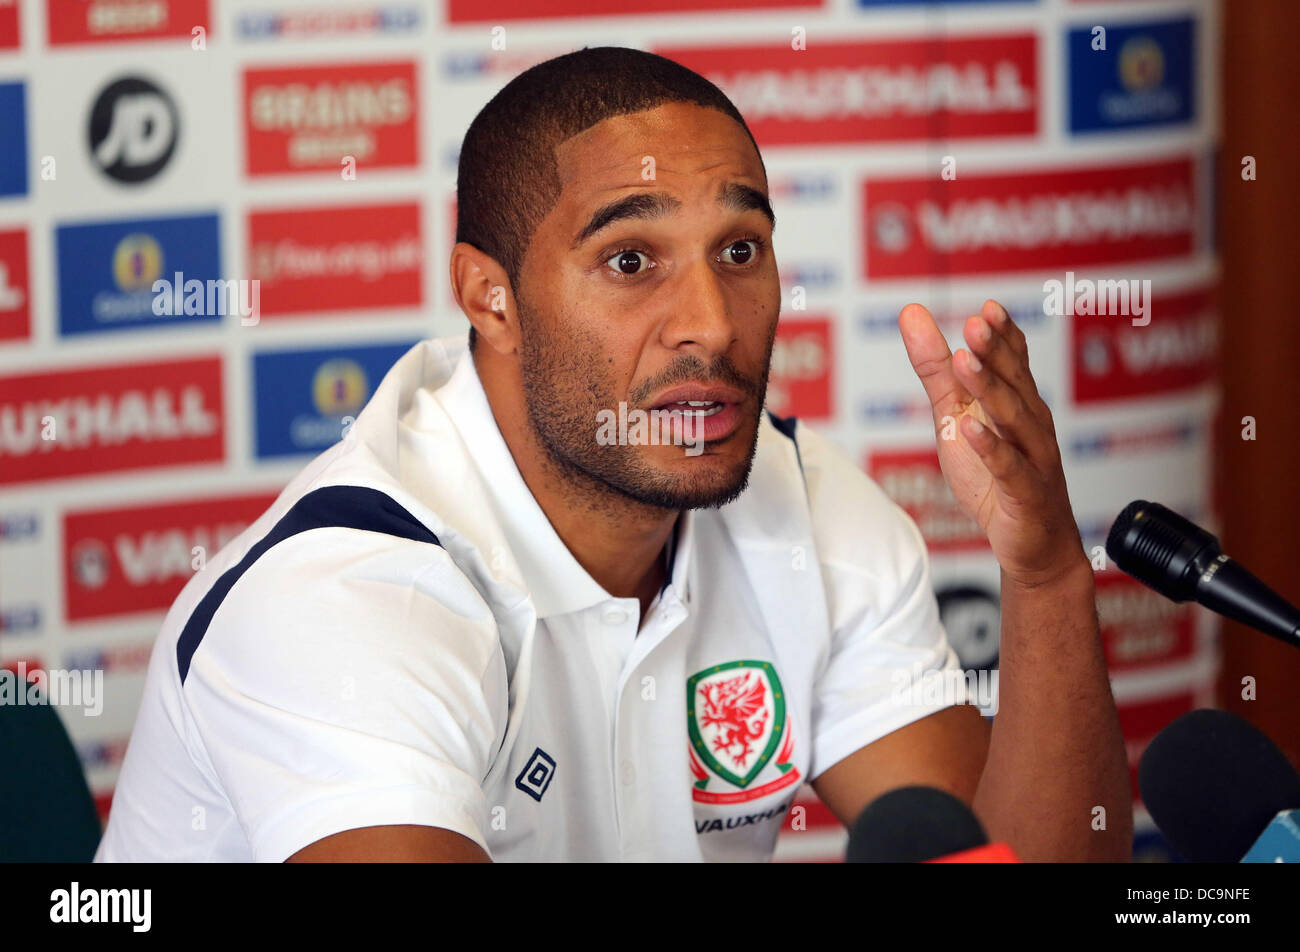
1094, 571, 1197, 673
768, 317, 833, 421
0, 356, 224, 485
46, 0, 209, 45
448, 0, 818, 23
863, 157, 1197, 279
867, 448, 988, 552
1072, 285, 1217, 403
0, 0, 19, 48
247, 202, 423, 317
64, 491, 278, 621
656, 34, 1038, 146
243, 61, 418, 176
0, 228, 30, 341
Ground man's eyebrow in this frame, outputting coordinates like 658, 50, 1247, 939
571, 182, 776, 248
719, 182, 776, 230
572, 192, 681, 248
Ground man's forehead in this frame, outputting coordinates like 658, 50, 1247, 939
554, 103, 764, 190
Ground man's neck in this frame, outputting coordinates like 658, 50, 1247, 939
476, 351, 677, 620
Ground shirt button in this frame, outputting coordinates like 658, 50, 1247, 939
620, 760, 636, 786
602, 607, 629, 626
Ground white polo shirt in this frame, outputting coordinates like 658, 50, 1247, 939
95, 336, 965, 863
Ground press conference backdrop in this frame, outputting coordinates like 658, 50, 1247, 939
0, 0, 1220, 861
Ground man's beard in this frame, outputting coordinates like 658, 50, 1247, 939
518, 309, 773, 512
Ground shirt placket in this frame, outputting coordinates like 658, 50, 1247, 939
611, 587, 689, 860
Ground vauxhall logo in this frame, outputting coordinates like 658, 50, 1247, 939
88, 76, 179, 184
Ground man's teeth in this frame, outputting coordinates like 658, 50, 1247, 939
669, 400, 723, 416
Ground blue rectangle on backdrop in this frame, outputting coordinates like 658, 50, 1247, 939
253, 341, 417, 459
56, 212, 223, 335
1069, 17, 1196, 133
0, 82, 28, 198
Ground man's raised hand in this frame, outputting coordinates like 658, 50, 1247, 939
897, 299, 1086, 588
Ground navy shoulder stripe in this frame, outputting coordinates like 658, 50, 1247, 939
176, 485, 441, 685
766, 410, 804, 473
766, 409, 797, 442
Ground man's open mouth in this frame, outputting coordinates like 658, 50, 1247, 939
657, 400, 727, 418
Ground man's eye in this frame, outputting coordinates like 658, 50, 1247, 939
605, 249, 652, 276
720, 239, 760, 265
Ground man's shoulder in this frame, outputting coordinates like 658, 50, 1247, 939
760, 412, 928, 582
166, 452, 495, 689
213, 333, 477, 579
208, 333, 507, 622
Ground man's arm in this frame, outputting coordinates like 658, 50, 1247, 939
179, 529, 508, 864
972, 559, 1131, 860
811, 705, 990, 828
812, 299, 1132, 861
287, 825, 491, 862
812, 560, 1133, 861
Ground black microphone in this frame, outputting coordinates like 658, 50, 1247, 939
1138, 708, 1300, 862
845, 785, 987, 863
1106, 500, 1300, 648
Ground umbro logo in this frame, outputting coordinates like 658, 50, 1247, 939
514, 747, 556, 802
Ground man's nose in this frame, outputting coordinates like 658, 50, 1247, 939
660, 258, 738, 356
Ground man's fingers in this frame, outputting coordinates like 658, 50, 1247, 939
963, 314, 1030, 392
959, 415, 1037, 506
979, 299, 1041, 407
898, 302, 969, 423
981, 299, 1029, 362
952, 347, 1041, 459
967, 310, 1055, 436
961, 314, 1052, 430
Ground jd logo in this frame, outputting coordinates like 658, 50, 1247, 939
687, 660, 801, 805
88, 77, 179, 184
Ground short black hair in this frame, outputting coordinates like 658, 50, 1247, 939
455, 46, 764, 350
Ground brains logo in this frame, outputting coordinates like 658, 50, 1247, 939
71, 538, 110, 591
111, 233, 163, 292
1119, 37, 1165, 93
687, 660, 801, 805
311, 359, 368, 417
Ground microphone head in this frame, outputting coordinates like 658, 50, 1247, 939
845, 785, 987, 863
1106, 500, 1221, 601
1138, 708, 1300, 862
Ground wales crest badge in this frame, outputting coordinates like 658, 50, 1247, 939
687, 659, 801, 804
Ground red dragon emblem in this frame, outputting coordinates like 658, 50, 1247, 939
688, 660, 801, 804
698, 671, 770, 768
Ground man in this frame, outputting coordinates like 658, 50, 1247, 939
96, 47, 1131, 862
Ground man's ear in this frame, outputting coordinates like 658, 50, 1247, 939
449, 242, 519, 355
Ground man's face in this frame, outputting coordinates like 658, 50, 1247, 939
514, 101, 781, 511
